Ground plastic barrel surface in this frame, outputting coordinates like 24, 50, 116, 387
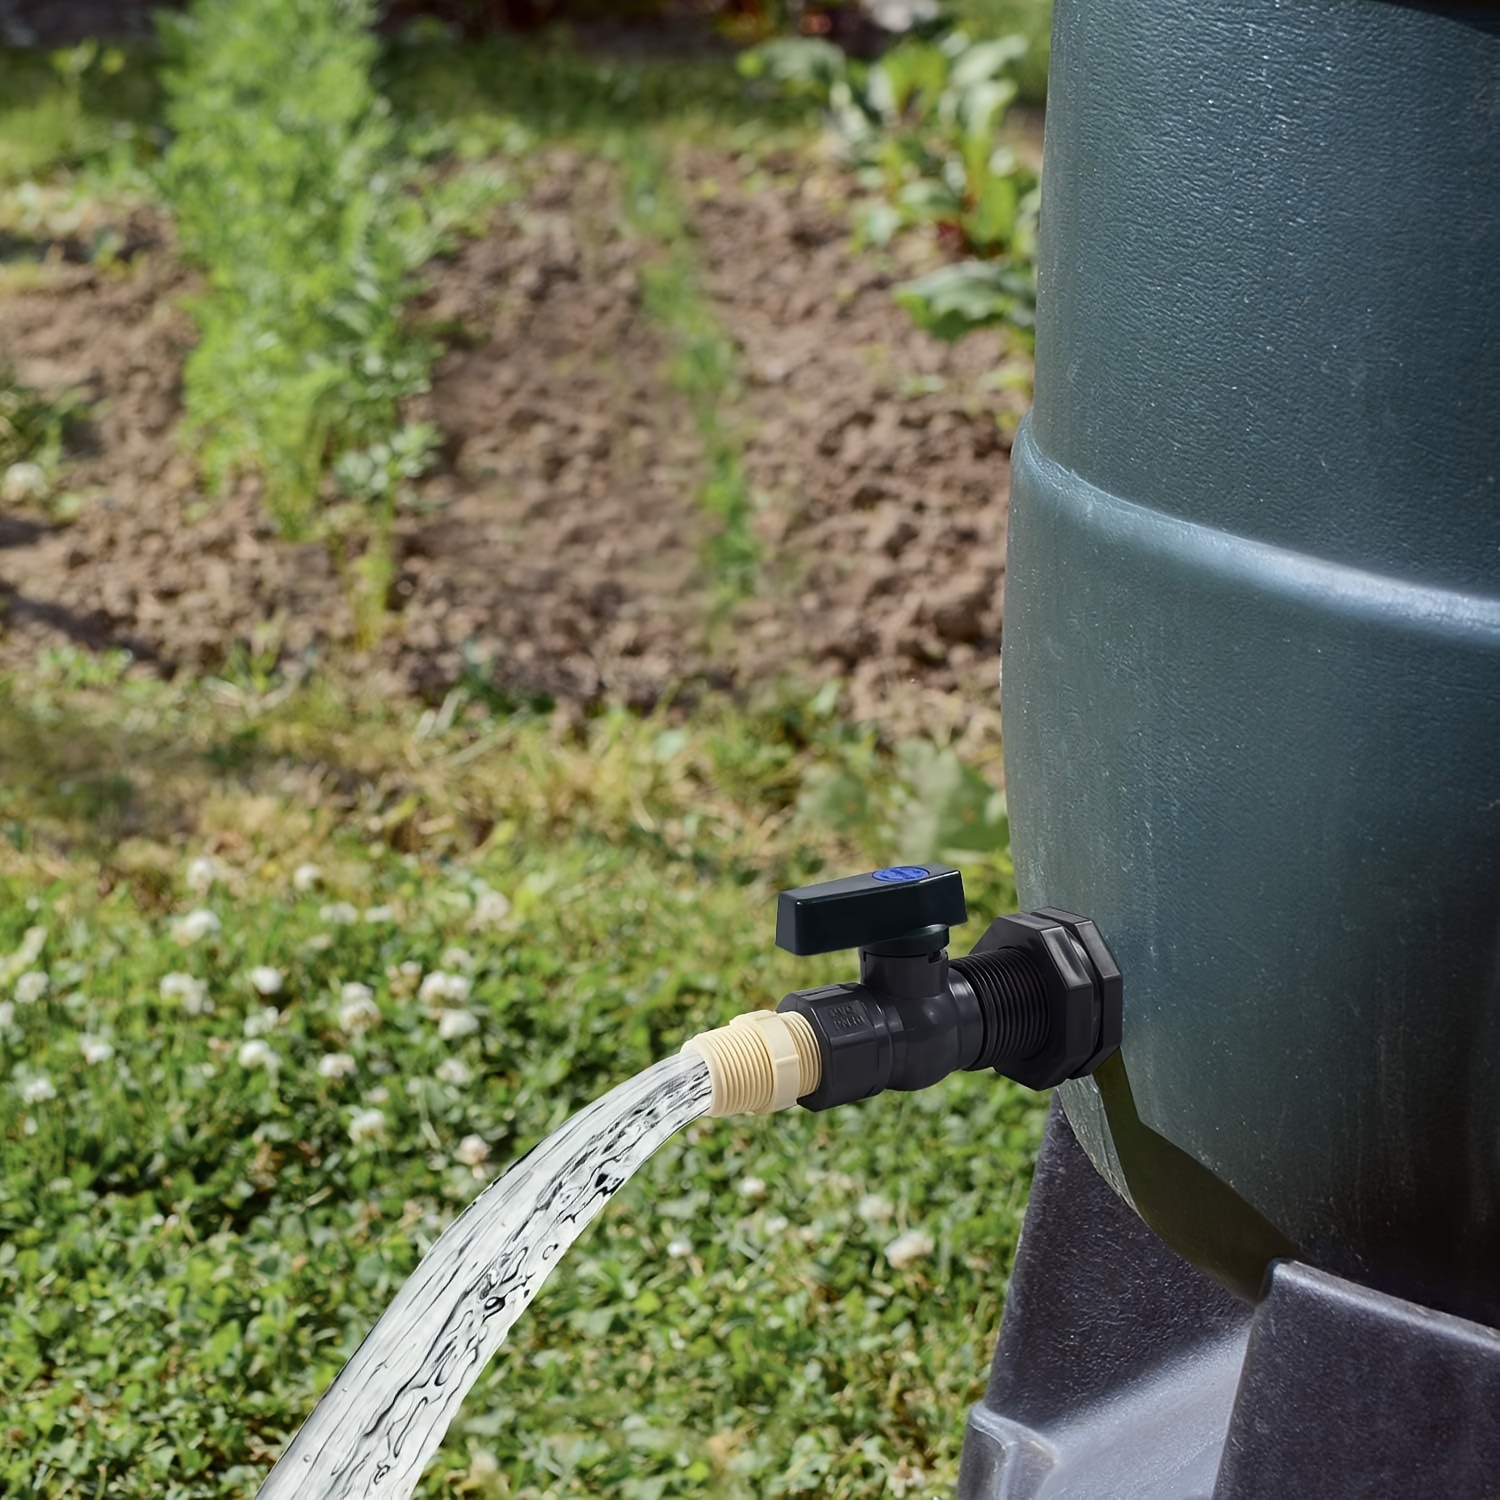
1002, 0, 1500, 1321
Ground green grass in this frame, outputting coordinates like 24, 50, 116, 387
0, 42, 160, 187
0, 654, 1040, 1498
617, 138, 761, 598
381, 27, 819, 151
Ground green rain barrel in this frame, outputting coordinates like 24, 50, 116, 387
1001, 0, 1500, 1321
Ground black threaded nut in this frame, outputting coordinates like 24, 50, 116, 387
959, 911, 1115, 1090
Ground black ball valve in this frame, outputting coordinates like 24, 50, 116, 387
773, 865, 1121, 1109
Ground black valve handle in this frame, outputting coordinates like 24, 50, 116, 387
774, 864, 968, 957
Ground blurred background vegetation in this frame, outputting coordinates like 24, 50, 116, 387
0, 0, 1052, 1495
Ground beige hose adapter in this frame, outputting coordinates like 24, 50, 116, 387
681, 1009, 822, 1118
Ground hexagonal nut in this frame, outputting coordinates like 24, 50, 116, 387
967, 911, 1100, 1089
1032, 908, 1122, 1075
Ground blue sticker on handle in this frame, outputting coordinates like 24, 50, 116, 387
871, 866, 930, 883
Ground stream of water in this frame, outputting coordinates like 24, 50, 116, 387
256, 1052, 715, 1498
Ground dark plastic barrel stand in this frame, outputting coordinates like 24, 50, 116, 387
958, 2, 1500, 1494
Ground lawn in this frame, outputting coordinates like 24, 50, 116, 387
0, 657, 1044, 1497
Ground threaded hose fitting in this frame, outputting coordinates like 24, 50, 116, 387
682, 1009, 822, 1117
950, 948, 1051, 1071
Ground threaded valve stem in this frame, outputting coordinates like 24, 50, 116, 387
950, 948, 1051, 1071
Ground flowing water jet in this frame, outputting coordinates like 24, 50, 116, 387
256, 1054, 713, 1499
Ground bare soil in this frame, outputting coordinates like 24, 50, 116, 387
686, 145, 1015, 742
0, 142, 1018, 743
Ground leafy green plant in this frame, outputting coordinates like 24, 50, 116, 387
0, 373, 77, 471
894, 256, 1034, 338
332, 420, 442, 509
742, 27, 1039, 340
157, 0, 444, 533
0, 368, 88, 508
939, 0, 1052, 104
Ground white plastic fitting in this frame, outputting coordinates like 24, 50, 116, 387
681, 1008, 822, 1118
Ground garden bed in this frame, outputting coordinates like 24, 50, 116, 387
0, 139, 1018, 743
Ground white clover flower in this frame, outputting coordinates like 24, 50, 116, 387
0, 1001, 14, 1030
738, 1176, 768, 1201
666, 1236, 693, 1259
80, 1037, 115, 1066
292, 863, 323, 893
160, 972, 211, 1015
185, 855, 222, 893
454, 1134, 490, 1168
884, 1227, 935, 1271
317, 1051, 357, 1080
858, 1193, 895, 1225
419, 970, 471, 1007
386, 960, 422, 997
867, 0, 937, 33
435, 1057, 473, 1086
319, 901, 358, 926
348, 1107, 386, 1143
437, 1008, 480, 1041
763, 1213, 790, 1237
887, 1458, 928, 1498
338, 992, 381, 1032
243, 1007, 280, 1038
20, 1076, 56, 1104
366, 1085, 390, 1105
14, 970, 48, 1004
362, 905, 395, 924
438, 946, 475, 973
471, 888, 511, 928
2, 460, 47, 504
237, 1039, 278, 1071
467, 1452, 501, 1484
171, 908, 222, 946
248, 966, 284, 997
